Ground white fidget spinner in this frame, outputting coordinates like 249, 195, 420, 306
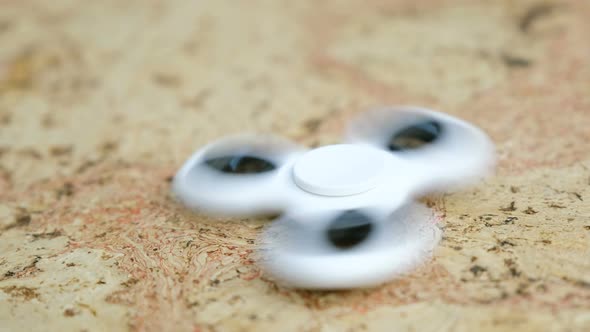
173, 106, 495, 289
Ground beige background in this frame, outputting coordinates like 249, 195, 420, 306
0, 0, 589, 331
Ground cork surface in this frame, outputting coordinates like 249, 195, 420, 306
1, 0, 589, 331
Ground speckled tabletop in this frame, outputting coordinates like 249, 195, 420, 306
0, 1, 589, 331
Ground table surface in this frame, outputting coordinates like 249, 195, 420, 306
1, 1, 589, 331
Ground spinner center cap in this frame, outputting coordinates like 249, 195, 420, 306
293, 144, 386, 196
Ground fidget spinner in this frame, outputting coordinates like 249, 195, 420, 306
173, 106, 495, 289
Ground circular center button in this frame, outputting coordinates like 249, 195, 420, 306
293, 144, 385, 196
